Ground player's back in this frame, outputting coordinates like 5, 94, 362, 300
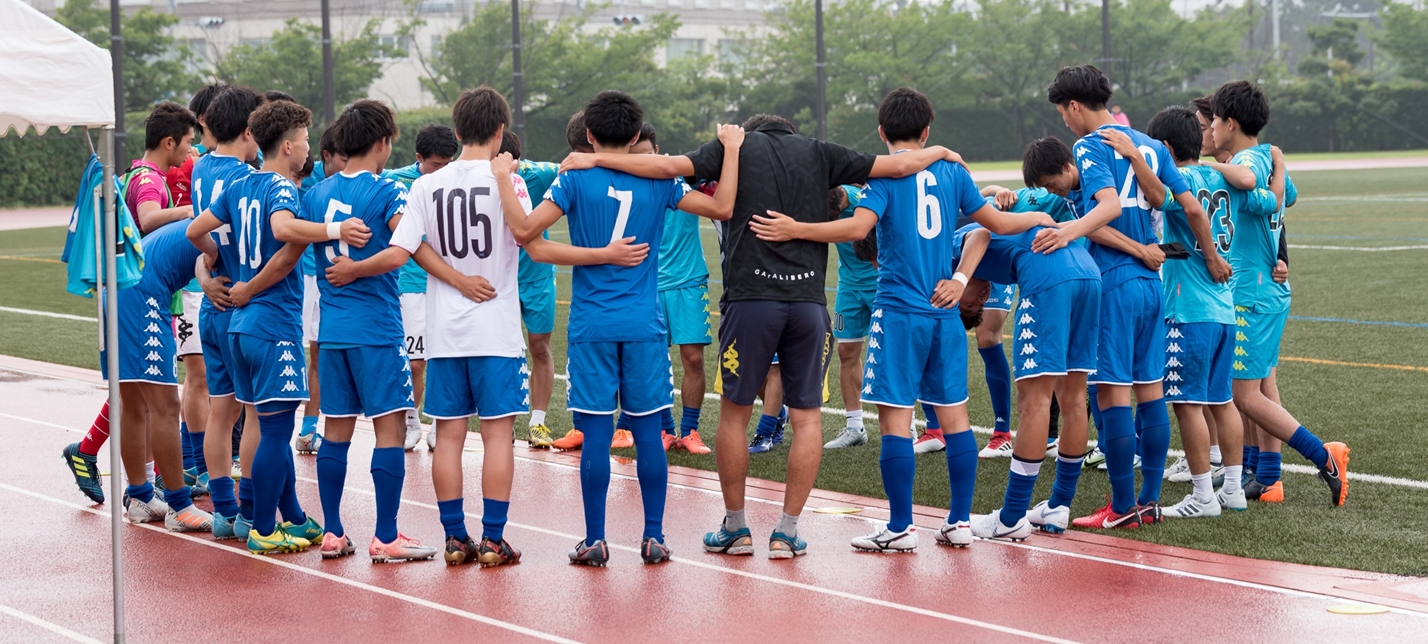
658, 206, 708, 292
833, 185, 877, 292
517, 160, 560, 285
1162, 165, 1269, 325
190, 153, 253, 287
301, 170, 408, 346
135, 219, 203, 298
1073, 125, 1182, 290
865, 159, 984, 317
1008, 187, 1076, 223
547, 166, 689, 342
952, 224, 1099, 295
1227, 144, 1292, 312
219, 171, 305, 339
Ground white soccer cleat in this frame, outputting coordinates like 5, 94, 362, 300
933, 521, 973, 548
1162, 494, 1222, 519
165, 504, 215, 532
970, 509, 1032, 541
1216, 487, 1247, 512
1165, 457, 1191, 482
125, 496, 169, 524
913, 433, 946, 454
978, 433, 1013, 459
1027, 500, 1069, 534
823, 427, 867, 449
425, 426, 436, 451
403, 415, 422, 451
1044, 438, 1059, 457
850, 523, 917, 552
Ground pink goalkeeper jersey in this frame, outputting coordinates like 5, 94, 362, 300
124, 159, 171, 234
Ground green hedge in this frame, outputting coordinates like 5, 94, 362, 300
1, 111, 150, 208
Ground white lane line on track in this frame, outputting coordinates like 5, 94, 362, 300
0, 482, 582, 644
0, 306, 94, 322
0, 603, 104, 644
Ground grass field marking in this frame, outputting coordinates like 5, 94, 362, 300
0, 255, 63, 264
0, 603, 104, 644
0, 306, 93, 322
1286, 244, 1428, 252
1279, 356, 1428, 373
1286, 315, 1428, 329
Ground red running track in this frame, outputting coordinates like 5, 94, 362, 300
2, 356, 1425, 643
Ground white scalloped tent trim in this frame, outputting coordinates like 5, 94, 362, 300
0, 0, 114, 138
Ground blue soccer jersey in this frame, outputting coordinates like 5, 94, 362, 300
209, 171, 305, 341
300, 170, 409, 346
545, 167, 690, 343
658, 206, 709, 292
134, 219, 204, 298
833, 185, 877, 293
1007, 187, 1076, 223
858, 159, 986, 318
190, 152, 254, 301
1163, 165, 1278, 325
1073, 124, 1188, 291
951, 224, 1101, 296
518, 160, 559, 285
1228, 144, 1297, 313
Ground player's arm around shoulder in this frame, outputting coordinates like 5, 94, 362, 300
497, 153, 565, 245
869, 146, 965, 179
675, 123, 743, 221
932, 227, 988, 308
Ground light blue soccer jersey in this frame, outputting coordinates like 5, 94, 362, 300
385, 163, 430, 294
657, 206, 709, 292
1228, 144, 1296, 313
833, 185, 877, 293
300, 171, 409, 346
1162, 164, 1277, 325
858, 159, 985, 318
209, 171, 305, 341
1073, 124, 1188, 291
951, 224, 1101, 296
190, 153, 254, 304
545, 167, 690, 342
1007, 187, 1076, 223
518, 160, 559, 285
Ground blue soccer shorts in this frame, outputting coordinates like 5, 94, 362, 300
984, 282, 1017, 313
1164, 321, 1234, 404
229, 333, 309, 406
832, 286, 876, 341
566, 340, 673, 416
424, 356, 529, 420
1012, 279, 1100, 380
1091, 276, 1166, 386
199, 306, 236, 396
862, 308, 969, 408
101, 288, 177, 385
318, 343, 415, 418
1232, 305, 1287, 381
660, 283, 713, 346
519, 277, 556, 336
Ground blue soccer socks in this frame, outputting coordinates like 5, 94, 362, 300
1256, 451, 1283, 487
300, 415, 319, 437
1136, 400, 1171, 506
680, 406, 701, 438
126, 481, 154, 504
238, 477, 255, 522
438, 498, 469, 541
880, 435, 915, 532
755, 413, 779, 436
316, 439, 351, 538
370, 447, 406, 544
577, 412, 614, 546
1288, 426, 1330, 469
208, 463, 240, 517
1244, 445, 1260, 474
1049, 452, 1085, 509
252, 408, 298, 536
944, 430, 977, 524
180, 422, 195, 471
277, 448, 305, 525
1101, 405, 1137, 514
482, 498, 509, 542
660, 408, 676, 436
631, 413, 668, 541
979, 345, 1012, 434
922, 402, 941, 431
163, 484, 194, 513
1001, 455, 1042, 527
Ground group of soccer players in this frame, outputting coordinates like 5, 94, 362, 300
60, 62, 1351, 566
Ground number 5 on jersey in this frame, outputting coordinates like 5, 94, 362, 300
323, 199, 353, 261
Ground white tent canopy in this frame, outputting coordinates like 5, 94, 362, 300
0, 0, 114, 137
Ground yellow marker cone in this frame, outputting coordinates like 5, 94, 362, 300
811, 507, 863, 515
1327, 604, 1389, 615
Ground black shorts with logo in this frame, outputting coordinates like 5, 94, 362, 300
717, 300, 832, 409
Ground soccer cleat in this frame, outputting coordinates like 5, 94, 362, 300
1216, 487, 1247, 511
569, 539, 610, 567
677, 432, 712, 455
1071, 499, 1141, 530
125, 496, 169, 524
247, 529, 310, 555
1044, 438, 1059, 457
1164, 457, 1191, 482
748, 432, 777, 454
1096, 453, 1142, 471
970, 509, 1032, 541
1082, 447, 1106, 469
235, 514, 253, 541
611, 429, 634, 449
772, 407, 789, 446
662, 432, 678, 451
1162, 494, 1221, 519
230, 459, 242, 480
478, 537, 523, 567
528, 423, 553, 449
552, 429, 584, 451
281, 516, 323, 543
426, 426, 436, 450
1257, 481, 1285, 503
1244, 479, 1267, 501
850, 523, 917, 552
933, 521, 973, 547
189, 472, 210, 499
822, 427, 867, 449
913, 432, 946, 454
444, 535, 479, 565
294, 431, 322, 454
1320, 442, 1350, 506
165, 505, 214, 532
1137, 502, 1163, 525
768, 531, 807, 559
641, 537, 673, 564
211, 512, 238, 540
320, 532, 356, 559
978, 432, 1013, 459
703, 526, 755, 555
403, 417, 422, 451
370, 533, 438, 563
1027, 500, 1069, 534
62, 443, 105, 504
183, 467, 199, 487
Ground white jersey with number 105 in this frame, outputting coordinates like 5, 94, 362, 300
391, 159, 533, 359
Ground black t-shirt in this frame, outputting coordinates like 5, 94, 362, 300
685, 122, 875, 305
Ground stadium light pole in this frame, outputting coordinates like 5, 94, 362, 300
321, 0, 335, 125
1100, 0, 1111, 82
814, 0, 826, 140
111, 0, 125, 169
513, 0, 524, 142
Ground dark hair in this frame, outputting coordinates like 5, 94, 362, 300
1021, 137, 1075, 187
878, 87, 934, 143
853, 227, 878, 264
452, 86, 509, 146
959, 299, 983, 330
330, 99, 399, 158
1046, 65, 1112, 110
143, 101, 199, 151
499, 130, 522, 159
249, 99, 312, 158
205, 86, 265, 144
296, 155, 315, 181
565, 111, 591, 152
582, 90, 643, 148
827, 187, 849, 219
1145, 106, 1201, 163
1210, 80, 1269, 136
264, 90, 297, 103
741, 113, 796, 133
318, 122, 340, 155
637, 122, 657, 147
414, 123, 459, 159
1190, 96, 1214, 121
188, 83, 227, 131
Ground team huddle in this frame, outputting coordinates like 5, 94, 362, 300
60, 63, 1350, 566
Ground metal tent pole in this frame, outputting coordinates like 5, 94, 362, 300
512, 0, 525, 142
814, 0, 826, 140
322, 0, 336, 124
102, 126, 126, 644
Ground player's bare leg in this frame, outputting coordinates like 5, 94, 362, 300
714, 398, 755, 512
203, 395, 242, 483
526, 332, 555, 447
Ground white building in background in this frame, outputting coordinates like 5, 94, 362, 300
31, 0, 771, 110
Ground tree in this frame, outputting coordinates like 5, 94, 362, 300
56, 0, 198, 110
1298, 17, 1366, 77
217, 18, 390, 122
1103, 0, 1250, 98
1376, 2, 1428, 83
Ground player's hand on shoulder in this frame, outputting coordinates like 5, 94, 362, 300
930, 279, 964, 309
1031, 227, 1068, 254
560, 152, 595, 174
1097, 128, 1137, 157
325, 255, 359, 287
992, 187, 1019, 210
603, 236, 650, 267
340, 218, 372, 248
935, 146, 968, 170
455, 274, 497, 303
749, 210, 800, 242
1140, 242, 1166, 271
1272, 259, 1288, 283
229, 281, 252, 307
491, 152, 516, 178
717, 123, 745, 149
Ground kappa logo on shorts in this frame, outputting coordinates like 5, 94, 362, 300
1236, 331, 1248, 342
145, 351, 162, 362
145, 337, 162, 347
1018, 328, 1037, 340
721, 340, 740, 378
520, 363, 531, 376
1020, 344, 1037, 356
871, 309, 883, 318
145, 297, 159, 308
521, 377, 530, 391
1018, 312, 1035, 325
1235, 346, 1247, 356
403, 375, 413, 387
145, 323, 162, 333
1167, 342, 1183, 353
1166, 386, 1183, 396
145, 310, 161, 320
1019, 298, 1034, 309
1166, 372, 1183, 382
862, 383, 873, 395
870, 322, 883, 334
145, 365, 162, 376
1234, 360, 1246, 371
1167, 328, 1184, 339
281, 381, 299, 393
277, 341, 294, 347
868, 338, 881, 350
1166, 357, 1183, 368
866, 354, 877, 365
280, 366, 298, 377
1022, 358, 1038, 370
864, 367, 875, 380
279, 350, 296, 362
177, 317, 193, 344
1237, 316, 1249, 327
